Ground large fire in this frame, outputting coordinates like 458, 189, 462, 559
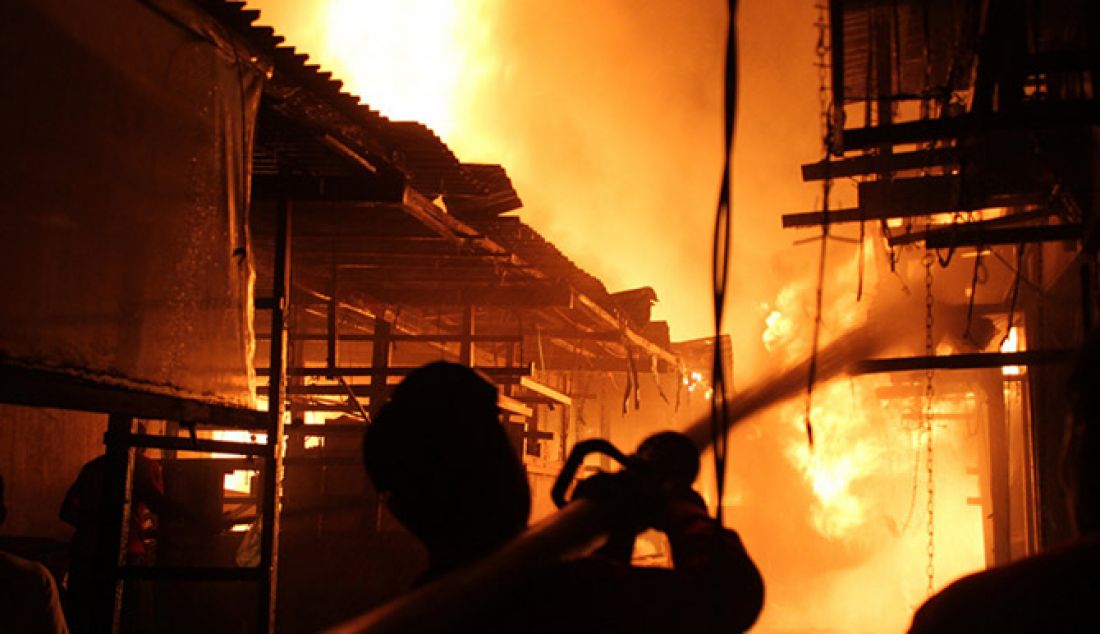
245, 2, 999, 632
743, 249, 988, 632
247, 0, 798, 343
787, 381, 884, 540
295, 0, 477, 142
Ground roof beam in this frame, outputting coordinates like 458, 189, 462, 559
852, 350, 1073, 374
518, 376, 572, 406
859, 176, 1045, 218
0, 363, 267, 430
498, 394, 534, 417
256, 365, 532, 380
783, 185, 1047, 230
922, 224, 1081, 248
886, 209, 1058, 246
840, 102, 1100, 151
356, 284, 573, 308
256, 333, 522, 343
572, 294, 678, 366
801, 147, 958, 181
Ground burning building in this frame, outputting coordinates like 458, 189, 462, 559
2, 0, 1099, 633
0, 0, 692, 632
764, 0, 1100, 631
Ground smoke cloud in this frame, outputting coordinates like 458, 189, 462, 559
246, 3, 992, 632
248, 1, 825, 351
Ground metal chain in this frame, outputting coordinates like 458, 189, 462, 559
815, 3, 831, 150
803, 2, 833, 449
922, 252, 936, 596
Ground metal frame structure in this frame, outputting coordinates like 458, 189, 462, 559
784, 0, 1100, 557
0, 2, 686, 631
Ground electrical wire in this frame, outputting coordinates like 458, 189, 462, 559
710, 0, 739, 526
804, 0, 836, 449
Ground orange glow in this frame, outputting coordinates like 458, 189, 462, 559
751, 253, 987, 633
1001, 326, 1023, 376
211, 399, 267, 493
209, 429, 266, 456
786, 381, 882, 539
312, 0, 470, 137
762, 306, 795, 352
224, 469, 257, 494
247, 0, 754, 341
241, 3, 999, 632
303, 409, 328, 450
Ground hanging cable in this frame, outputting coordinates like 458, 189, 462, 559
901, 429, 922, 532
922, 251, 936, 596
963, 246, 984, 344
709, 0, 739, 526
1002, 244, 1027, 348
804, 1, 835, 448
805, 204, 829, 449
990, 247, 1043, 295
857, 218, 866, 301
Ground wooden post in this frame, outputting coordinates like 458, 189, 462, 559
368, 318, 392, 417
286, 302, 308, 432
458, 305, 475, 366
95, 413, 135, 634
259, 196, 291, 633
558, 374, 571, 462
981, 371, 1012, 565
327, 264, 339, 374
503, 338, 516, 398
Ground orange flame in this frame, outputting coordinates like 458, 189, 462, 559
786, 381, 883, 540
748, 249, 988, 632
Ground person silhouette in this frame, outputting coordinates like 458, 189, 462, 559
0, 472, 69, 633
362, 361, 764, 633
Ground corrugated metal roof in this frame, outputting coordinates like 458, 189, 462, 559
838, 0, 979, 103
203, 0, 671, 356
467, 217, 645, 323
200, 0, 523, 215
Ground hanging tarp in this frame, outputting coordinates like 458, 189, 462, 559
0, 0, 264, 404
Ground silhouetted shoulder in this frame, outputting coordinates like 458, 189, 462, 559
910, 535, 1100, 633
0, 551, 69, 634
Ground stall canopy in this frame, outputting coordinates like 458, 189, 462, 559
0, 0, 265, 404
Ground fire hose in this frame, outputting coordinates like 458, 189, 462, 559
324, 323, 892, 634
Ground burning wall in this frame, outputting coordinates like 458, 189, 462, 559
0, 0, 263, 541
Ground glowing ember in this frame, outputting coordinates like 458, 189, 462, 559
783, 380, 885, 540
224, 469, 257, 494
762, 308, 794, 352
1000, 326, 1022, 376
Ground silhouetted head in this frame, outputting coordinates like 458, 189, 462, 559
363, 362, 530, 571
633, 431, 700, 489
1068, 332, 1100, 534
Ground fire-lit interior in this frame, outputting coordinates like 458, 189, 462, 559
1, 1, 1098, 633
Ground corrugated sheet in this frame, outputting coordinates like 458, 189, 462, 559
200, 0, 523, 215
838, 0, 980, 103
469, 217, 653, 327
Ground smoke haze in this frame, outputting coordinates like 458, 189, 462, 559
247, 0, 826, 357
246, 3, 990, 632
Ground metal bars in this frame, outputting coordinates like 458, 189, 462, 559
258, 195, 291, 633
